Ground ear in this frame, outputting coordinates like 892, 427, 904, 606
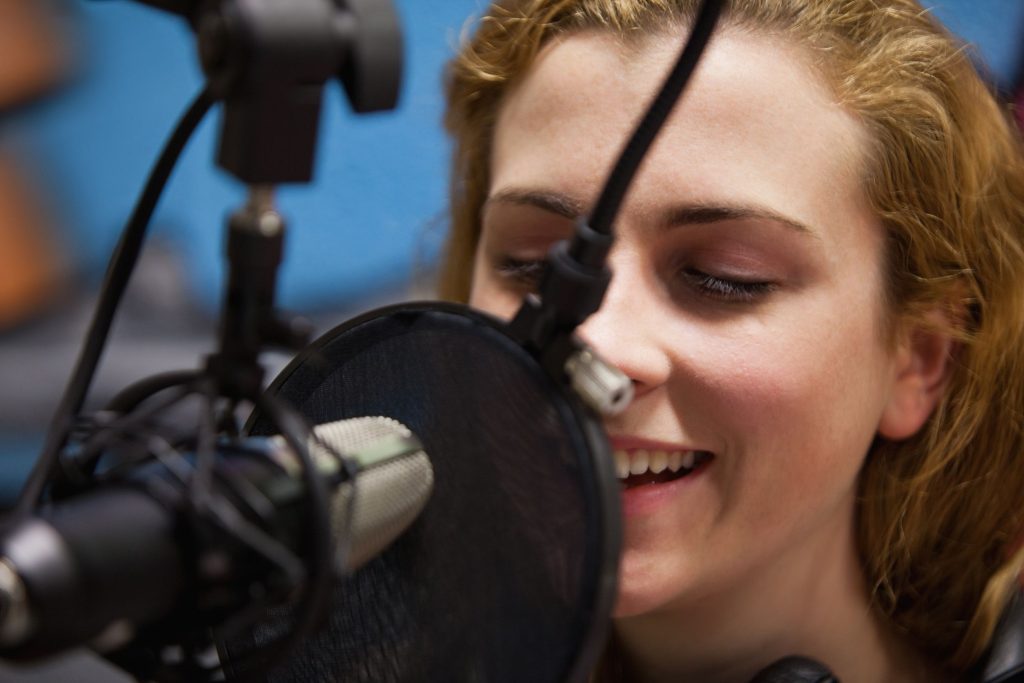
877, 311, 957, 441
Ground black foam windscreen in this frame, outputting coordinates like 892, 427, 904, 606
221, 302, 621, 683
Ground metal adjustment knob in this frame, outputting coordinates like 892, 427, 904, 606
565, 346, 633, 416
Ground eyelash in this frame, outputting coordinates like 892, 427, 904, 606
495, 257, 775, 303
677, 267, 777, 303
496, 257, 549, 288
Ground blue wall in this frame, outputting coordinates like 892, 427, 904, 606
928, 0, 1024, 93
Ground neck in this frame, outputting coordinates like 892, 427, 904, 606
609, 506, 949, 683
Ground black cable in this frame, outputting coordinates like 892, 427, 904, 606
219, 390, 334, 681
105, 369, 204, 415
69, 379, 197, 481
134, 421, 306, 587
192, 379, 219, 503
587, 0, 725, 241
14, 86, 216, 517
50, 370, 203, 486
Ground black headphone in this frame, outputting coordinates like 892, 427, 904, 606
981, 596, 1024, 683
749, 657, 837, 683
747, 596, 1024, 683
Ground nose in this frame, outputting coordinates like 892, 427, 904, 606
575, 259, 671, 399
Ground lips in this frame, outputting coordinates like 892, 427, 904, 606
608, 436, 714, 490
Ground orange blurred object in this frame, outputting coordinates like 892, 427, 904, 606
0, 155, 63, 328
0, 0, 72, 109
0, 0, 73, 329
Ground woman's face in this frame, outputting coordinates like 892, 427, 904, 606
469, 29, 919, 621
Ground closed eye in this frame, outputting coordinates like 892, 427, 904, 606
495, 256, 548, 289
679, 268, 776, 303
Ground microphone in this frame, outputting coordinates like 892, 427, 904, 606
0, 416, 433, 660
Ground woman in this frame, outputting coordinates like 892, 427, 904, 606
439, 0, 1024, 681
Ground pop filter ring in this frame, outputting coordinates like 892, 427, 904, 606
224, 301, 621, 683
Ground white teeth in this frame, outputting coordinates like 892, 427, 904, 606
650, 450, 668, 474
613, 448, 706, 479
615, 450, 630, 479
629, 449, 649, 475
668, 451, 683, 472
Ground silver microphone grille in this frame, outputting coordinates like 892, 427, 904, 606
309, 416, 433, 573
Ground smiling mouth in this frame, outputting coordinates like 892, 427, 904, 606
613, 449, 713, 489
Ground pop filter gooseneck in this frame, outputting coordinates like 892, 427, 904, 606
226, 2, 727, 682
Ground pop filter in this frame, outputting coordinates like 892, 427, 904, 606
221, 301, 621, 683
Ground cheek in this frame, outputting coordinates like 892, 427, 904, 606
685, 300, 892, 512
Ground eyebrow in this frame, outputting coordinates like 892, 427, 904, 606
484, 188, 814, 236
665, 204, 815, 236
484, 189, 584, 219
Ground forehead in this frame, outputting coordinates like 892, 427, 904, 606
489, 28, 871, 236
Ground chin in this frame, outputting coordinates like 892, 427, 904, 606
612, 595, 655, 620
611, 559, 691, 620
613, 507, 715, 622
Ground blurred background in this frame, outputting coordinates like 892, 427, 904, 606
0, 0, 1021, 680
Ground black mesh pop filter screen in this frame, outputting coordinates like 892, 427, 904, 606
223, 302, 621, 683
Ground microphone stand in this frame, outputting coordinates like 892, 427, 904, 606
207, 186, 306, 406
0, 1, 403, 681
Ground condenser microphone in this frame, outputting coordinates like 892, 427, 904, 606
0, 416, 433, 660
